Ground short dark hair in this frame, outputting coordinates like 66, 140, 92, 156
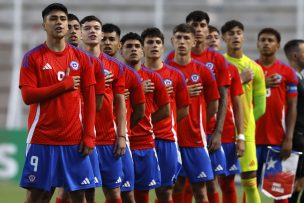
186, 10, 210, 24
284, 39, 304, 58
208, 25, 219, 34
173, 23, 196, 36
42, 3, 68, 20
80, 15, 102, 27
141, 27, 164, 44
258, 28, 281, 43
121, 32, 143, 46
68, 13, 79, 23
102, 23, 121, 36
221, 20, 244, 35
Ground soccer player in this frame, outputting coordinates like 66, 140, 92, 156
166, 23, 219, 203
120, 32, 170, 203
255, 28, 298, 203
206, 25, 245, 203
65, 13, 81, 47
141, 27, 190, 203
19, 3, 97, 203
100, 23, 146, 203
221, 20, 266, 203
284, 39, 304, 203
81, 15, 126, 203
101, 23, 121, 58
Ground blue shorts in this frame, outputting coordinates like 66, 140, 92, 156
20, 144, 95, 191
89, 148, 102, 187
155, 139, 182, 187
179, 147, 214, 183
132, 148, 161, 190
256, 145, 272, 185
121, 144, 134, 192
96, 145, 123, 189
222, 143, 241, 176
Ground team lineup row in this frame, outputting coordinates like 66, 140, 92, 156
19, 3, 304, 203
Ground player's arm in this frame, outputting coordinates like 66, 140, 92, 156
21, 68, 79, 105
130, 103, 145, 129
176, 71, 190, 122
253, 64, 266, 120
152, 103, 170, 124
232, 95, 245, 157
177, 106, 189, 122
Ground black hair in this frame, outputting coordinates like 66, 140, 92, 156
141, 27, 164, 44
173, 23, 196, 36
121, 32, 143, 46
258, 28, 281, 43
221, 20, 244, 35
284, 39, 304, 58
102, 23, 121, 36
42, 3, 68, 19
208, 25, 219, 34
186, 10, 210, 24
80, 15, 102, 27
68, 13, 79, 23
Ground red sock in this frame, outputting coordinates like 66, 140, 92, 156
105, 199, 122, 203
56, 198, 71, 203
183, 178, 193, 203
274, 200, 288, 203
207, 192, 220, 203
134, 190, 149, 203
219, 176, 237, 203
242, 192, 246, 203
154, 200, 174, 203
172, 192, 184, 203
196, 201, 209, 203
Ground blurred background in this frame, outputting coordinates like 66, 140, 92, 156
0, 0, 303, 202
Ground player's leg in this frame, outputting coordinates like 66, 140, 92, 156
183, 178, 193, 203
69, 190, 86, 203
56, 188, 71, 203
173, 176, 186, 203
121, 144, 136, 203
132, 148, 161, 203
239, 141, 260, 203
96, 145, 123, 202
154, 139, 181, 203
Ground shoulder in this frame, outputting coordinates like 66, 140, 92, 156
22, 44, 45, 68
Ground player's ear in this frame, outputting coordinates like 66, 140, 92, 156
170, 36, 174, 47
42, 22, 46, 31
118, 42, 122, 49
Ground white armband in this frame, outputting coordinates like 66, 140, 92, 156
238, 134, 245, 141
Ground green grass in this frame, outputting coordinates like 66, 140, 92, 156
0, 181, 275, 203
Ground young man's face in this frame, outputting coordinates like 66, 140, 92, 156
101, 32, 121, 57
257, 33, 279, 57
66, 20, 81, 46
171, 32, 196, 56
206, 30, 221, 51
187, 19, 209, 43
81, 20, 103, 46
120, 39, 143, 66
43, 10, 68, 39
143, 37, 164, 60
222, 26, 244, 51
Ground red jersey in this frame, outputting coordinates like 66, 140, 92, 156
91, 55, 105, 95
95, 52, 125, 145
166, 59, 220, 147
123, 65, 145, 137
129, 66, 170, 150
255, 60, 298, 145
222, 63, 244, 143
166, 48, 230, 134
153, 63, 190, 141
19, 43, 95, 145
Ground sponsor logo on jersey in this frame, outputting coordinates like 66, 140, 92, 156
42, 63, 52, 70
191, 74, 200, 82
70, 61, 79, 70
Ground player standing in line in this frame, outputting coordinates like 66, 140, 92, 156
166, 23, 219, 203
255, 28, 298, 203
166, 12, 230, 203
206, 25, 245, 203
57, 13, 106, 203
19, 3, 97, 203
141, 27, 190, 203
221, 20, 266, 203
284, 40, 304, 203
81, 15, 127, 203
100, 23, 146, 203
120, 32, 170, 203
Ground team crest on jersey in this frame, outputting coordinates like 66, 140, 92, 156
70, 61, 79, 70
191, 74, 200, 82
205, 62, 215, 73
28, 175, 36, 182
164, 79, 172, 86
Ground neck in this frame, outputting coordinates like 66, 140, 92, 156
144, 58, 163, 70
227, 47, 243, 59
259, 55, 276, 67
290, 61, 303, 73
46, 37, 66, 52
192, 41, 205, 54
174, 54, 191, 65
126, 61, 141, 71
83, 44, 101, 57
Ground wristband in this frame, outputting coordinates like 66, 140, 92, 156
238, 134, 245, 141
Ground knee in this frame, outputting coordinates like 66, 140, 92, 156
156, 186, 173, 201
104, 187, 121, 200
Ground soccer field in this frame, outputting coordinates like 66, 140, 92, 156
0, 181, 274, 203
